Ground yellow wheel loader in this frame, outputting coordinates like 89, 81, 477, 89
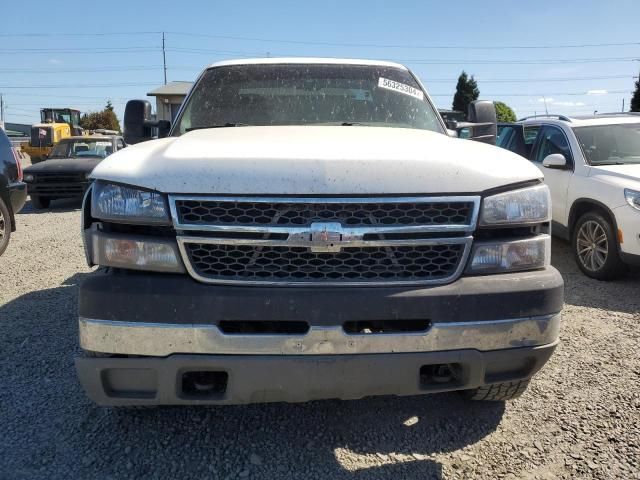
22, 108, 83, 163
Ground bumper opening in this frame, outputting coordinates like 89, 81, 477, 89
419, 363, 466, 390
343, 319, 431, 334
101, 368, 157, 399
218, 320, 309, 335
181, 371, 228, 399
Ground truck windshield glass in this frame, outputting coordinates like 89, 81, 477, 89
173, 64, 444, 135
49, 140, 114, 159
574, 123, 640, 165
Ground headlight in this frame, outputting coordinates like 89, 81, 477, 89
23, 173, 34, 182
91, 182, 169, 224
88, 230, 184, 273
624, 189, 640, 211
480, 184, 551, 226
466, 235, 550, 274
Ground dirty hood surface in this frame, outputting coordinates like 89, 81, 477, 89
91, 126, 542, 194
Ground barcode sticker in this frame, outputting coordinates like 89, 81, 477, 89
377, 77, 424, 100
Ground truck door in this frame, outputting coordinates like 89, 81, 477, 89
531, 125, 574, 223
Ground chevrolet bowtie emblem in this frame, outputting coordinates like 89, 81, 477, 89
307, 222, 345, 252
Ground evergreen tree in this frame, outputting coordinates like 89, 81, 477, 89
631, 73, 640, 112
452, 71, 480, 116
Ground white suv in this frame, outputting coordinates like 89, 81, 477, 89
498, 114, 640, 279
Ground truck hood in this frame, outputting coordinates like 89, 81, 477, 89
25, 157, 103, 174
91, 126, 542, 194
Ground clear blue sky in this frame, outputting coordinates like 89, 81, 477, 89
2, 0, 639, 125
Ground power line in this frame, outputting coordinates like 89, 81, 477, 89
428, 90, 630, 97
424, 75, 637, 83
3, 93, 131, 99
0, 82, 158, 89
0, 31, 160, 37
0, 30, 638, 50
166, 32, 640, 50
0, 66, 163, 74
167, 48, 640, 64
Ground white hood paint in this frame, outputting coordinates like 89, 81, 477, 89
92, 126, 542, 195
590, 164, 640, 187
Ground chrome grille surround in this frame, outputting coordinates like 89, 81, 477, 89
170, 195, 480, 286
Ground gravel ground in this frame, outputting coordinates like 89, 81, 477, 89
1, 199, 639, 480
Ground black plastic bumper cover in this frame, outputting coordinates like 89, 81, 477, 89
75, 342, 557, 406
79, 267, 564, 326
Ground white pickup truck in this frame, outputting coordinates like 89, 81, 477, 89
76, 58, 563, 406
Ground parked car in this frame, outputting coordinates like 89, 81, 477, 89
0, 128, 27, 256
75, 58, 563, 407
497, 114, 640, 280
22, 135, 125, 209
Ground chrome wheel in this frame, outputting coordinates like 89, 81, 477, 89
576, 220, 608, 272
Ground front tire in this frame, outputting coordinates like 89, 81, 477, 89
572, 212, 626, 280
463, 380, 530, 401
0, 197, 12, 256
30, 195, 51, 209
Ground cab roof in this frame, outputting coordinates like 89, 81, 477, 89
208, 57, 408, 70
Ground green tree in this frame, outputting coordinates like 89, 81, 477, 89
452, 71, 480, 117
80, 102, 121, 132
631, 73, 640, 112
494, 101, 517, 122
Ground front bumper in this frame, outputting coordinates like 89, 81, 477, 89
613, 204, 640, 259
7, 182, 27, 217
75, 342, 558, 406
76, 268, 563, 405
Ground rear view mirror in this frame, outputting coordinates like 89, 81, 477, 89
542, 153, 568, 169
466, 101, 497, 145
124, 100, 171, 145
451, 101, 498, 145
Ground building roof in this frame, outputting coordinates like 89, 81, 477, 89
207, 57, 408, 70
147, 81, 193, 97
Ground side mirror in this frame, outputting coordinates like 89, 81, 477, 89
542, 153, 568, 169
466, 100, 497, 145
124, 100, 171, 144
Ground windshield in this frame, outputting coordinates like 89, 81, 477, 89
173, 64, 444, 135
49, 139, 114, 159
573, 123, 640, 165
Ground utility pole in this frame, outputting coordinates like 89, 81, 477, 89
0, 93, 4, 123
542, 96, 549, 115
162, 32, 167, 85
622, 98, 625, 112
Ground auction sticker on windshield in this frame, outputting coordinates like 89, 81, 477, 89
377, 78, 424, 100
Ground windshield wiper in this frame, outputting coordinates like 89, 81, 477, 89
594, 161, 626, 166
340, 122, 367, 126
186, 123, 250, 131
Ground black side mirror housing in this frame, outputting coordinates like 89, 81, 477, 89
124, 100, 171, 145
466, 100, 498, 145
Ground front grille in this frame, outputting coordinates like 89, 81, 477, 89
175, 199, 474, 227
30, 127, 53, 147
171, 195, 479, 286
184, 243, 465, 283
30, 173, 86, 196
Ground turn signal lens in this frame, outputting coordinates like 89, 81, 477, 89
466, 235, 550, 274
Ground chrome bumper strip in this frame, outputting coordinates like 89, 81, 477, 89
79, 313, 560, 356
